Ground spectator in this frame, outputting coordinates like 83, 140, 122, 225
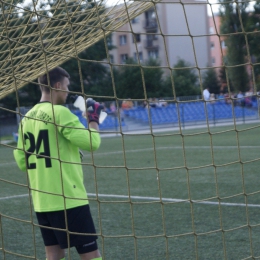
210, 93, 216, 104
245, 92, 252, 107
237, 91, 244, 106
143, 100, 148, 109
110, 101, 117, 116
224, 93, 232, 104
203, 87, 210, 101
119, 107, 125, 123
122, 98, 134, 110
218, 92, 225, 102
100, 102, 107, 112
158, 98, 168, 107
149, 98, 158, 108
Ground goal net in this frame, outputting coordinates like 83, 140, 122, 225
1, 0, 260, 259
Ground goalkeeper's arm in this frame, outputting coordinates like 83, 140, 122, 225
85, 98, 104, 127
89, 121, 99, 131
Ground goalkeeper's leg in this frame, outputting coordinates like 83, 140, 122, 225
38, 205, 102, 260
78, 248, 102, 260
76, 240, 101, 260
45, 245, 65, 260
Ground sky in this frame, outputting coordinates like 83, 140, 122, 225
20, 0, 256, 18
22, 0, 222, 15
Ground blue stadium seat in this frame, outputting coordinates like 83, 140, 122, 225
89, 102, 258, 127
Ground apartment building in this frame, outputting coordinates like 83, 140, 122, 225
109, 0, 211, 70
208, 15, 227, 69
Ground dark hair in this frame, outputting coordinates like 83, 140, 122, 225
38, 67, 70, 93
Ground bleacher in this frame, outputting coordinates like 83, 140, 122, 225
125, 102, 258, 124
72, 101, 258, 130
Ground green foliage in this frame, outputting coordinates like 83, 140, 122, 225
219, 0, 250, 92
1, 0, 114, 111
245, 1, 260, 58
61, 37, 113, 97
165, 59, 200, 97
38, 0, 114, 98
202, 68, 221, 94
218, 66, 234, 93
114, 59, 144, 99
114, 58, 167, 99
246, 0, 260, 90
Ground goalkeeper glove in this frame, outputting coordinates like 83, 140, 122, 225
86, 98, 104, 125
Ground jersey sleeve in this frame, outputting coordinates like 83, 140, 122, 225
56, 106, 101, 151
13, 122, 27, 172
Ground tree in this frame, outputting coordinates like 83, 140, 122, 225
114, 58, 166, 99
202, 68, 221, 94
218, 64, 234, 93
219, 0, 250, 92
245, 0, 260, 90
61, 38, 113, 98
165, 59, 200, 97
143, 58, 168, 98
1, 0, 114, 112
0, 0, 39, 114
32, 0, 114, 99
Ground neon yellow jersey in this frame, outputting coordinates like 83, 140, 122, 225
13, 102, 101, 212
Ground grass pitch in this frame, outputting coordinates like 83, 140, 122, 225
1, 122, 260, 259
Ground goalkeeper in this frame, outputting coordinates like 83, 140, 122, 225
13, 67, 103, 260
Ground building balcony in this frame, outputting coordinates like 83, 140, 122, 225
143, 19, 158, 31
145, 39, 159, 50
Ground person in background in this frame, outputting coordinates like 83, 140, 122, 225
121, 98, 134, 110
203, 87, 210, 101
149, 98, 158, 108
224, 92, 232, 104
210, 93, 216, 104
143, 100, 148, 109
218, 92, 225, 103
237, 91, 244, 106
158, 98, 168, 107
245, 91, 252, 107
13, 67, 103, 260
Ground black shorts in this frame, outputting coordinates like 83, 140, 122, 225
36, 204, 98, 253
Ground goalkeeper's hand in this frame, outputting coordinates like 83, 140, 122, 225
86, 98, 104, 125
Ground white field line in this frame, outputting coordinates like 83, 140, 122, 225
1, 145, 260, 167
1, 192, 260, 208
0, 194, 28, 200
89, 146, 260, 158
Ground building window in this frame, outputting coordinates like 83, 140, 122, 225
119, 35, 127, 45
131, 17, 139, 24
109, 55, 114, 63
212, 57, 215, 65
133, 33, 141, 43
145, 10, 156, 20
148, 50, 159, 59
221, 40, 226, 48
107, 36, 112, 47
210, 42, 214, 50
209, 27, 214, 34
134, 52, 143, 62
120, 54, 128, 64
